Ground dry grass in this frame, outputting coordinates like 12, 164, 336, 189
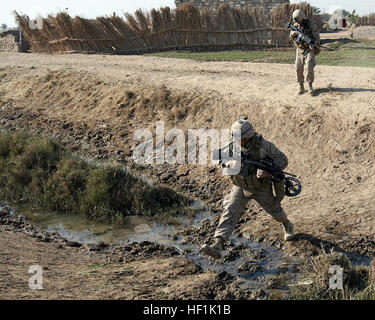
289, 252, 375, 300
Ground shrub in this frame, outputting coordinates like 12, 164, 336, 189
0, 131, 187, 224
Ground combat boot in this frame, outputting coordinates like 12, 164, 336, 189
283, 220, 294, 241
201, 237, 224, 259
308, 82, 314, 95
297, 83, 305, 95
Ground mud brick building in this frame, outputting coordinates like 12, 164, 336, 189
174, 0, 290, 13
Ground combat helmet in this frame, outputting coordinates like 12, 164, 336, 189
231, 119, 255, 140
292, 9, 306, 23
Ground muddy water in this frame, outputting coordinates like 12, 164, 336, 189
184, 238, 291, 291
10, 204, 183, 244
8, 201, 208, 244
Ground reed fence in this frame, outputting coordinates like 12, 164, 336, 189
16, 3, 314, 54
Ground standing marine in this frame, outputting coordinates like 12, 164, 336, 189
290, 9, 321, 96
201, 119, 294, 260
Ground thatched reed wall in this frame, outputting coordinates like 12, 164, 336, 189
16, 4, 296, 54
16, 3, 320, 54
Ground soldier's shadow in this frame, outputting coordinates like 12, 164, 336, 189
320, 38, 359, 46
313, 87, 375, 96
292, 233, 372, 261
293, 232, 336, 250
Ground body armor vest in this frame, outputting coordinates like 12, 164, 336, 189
294, 19, 315, 50
230, 134, 266, 190
242, 134, 263, 176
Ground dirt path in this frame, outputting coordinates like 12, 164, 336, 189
1, 52, 375, 298
1, 52, 375, 118
0, 229, 215, 300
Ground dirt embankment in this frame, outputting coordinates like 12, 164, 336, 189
1, 52, 375, 298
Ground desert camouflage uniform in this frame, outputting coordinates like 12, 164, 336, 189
290, 19, 320, 85
214, 134, 290, 241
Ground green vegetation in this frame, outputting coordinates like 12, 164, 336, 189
289, 252, 375, 300
114, 269, 134, 275
88, 263, 114, 268
147, 39, 375, 68
0, 131, 187, 224
348, 10, 359, 25
147, 49, 295, 64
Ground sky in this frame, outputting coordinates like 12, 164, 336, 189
1, 1, 375, 28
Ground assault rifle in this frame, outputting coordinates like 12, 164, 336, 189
241, 154, 302, 197
214, 144, 302, 197
285, 21, 319, 51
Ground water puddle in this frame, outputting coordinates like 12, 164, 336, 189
10, 204, 184, 245
7, 200, 206, 244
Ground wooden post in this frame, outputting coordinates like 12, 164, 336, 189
19, 29, 22, 52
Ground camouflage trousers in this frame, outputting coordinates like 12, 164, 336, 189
296, 48, 316, 84
214, 184, 289, 241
